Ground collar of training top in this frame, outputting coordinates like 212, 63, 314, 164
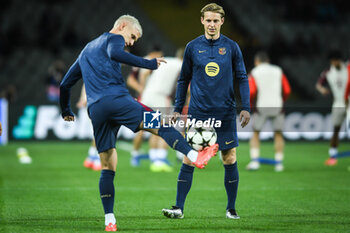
202, 34, 223, 45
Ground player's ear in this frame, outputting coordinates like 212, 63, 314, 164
221, 17, 224, 24
201, 17, 204, 25
118, 22, 127, 31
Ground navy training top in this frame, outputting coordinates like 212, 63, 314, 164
174, 35, 250, 119
60, 32, 157, 117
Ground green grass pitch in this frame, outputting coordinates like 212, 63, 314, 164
0, 141, 350, 232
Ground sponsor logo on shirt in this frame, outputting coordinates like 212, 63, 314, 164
198, 50, 206, 53
205, 62, 220, 77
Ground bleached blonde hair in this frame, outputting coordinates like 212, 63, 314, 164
114, 15, 143, 37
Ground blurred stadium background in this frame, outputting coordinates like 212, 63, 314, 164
0, 0, 350, 232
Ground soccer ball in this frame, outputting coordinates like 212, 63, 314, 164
186, 126, 217, 151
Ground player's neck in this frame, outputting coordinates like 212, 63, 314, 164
204, 33, 220, 41
109, 27, 118, 34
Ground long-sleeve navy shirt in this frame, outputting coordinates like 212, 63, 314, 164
60, 32, 157, 116
174, 35, 250, 119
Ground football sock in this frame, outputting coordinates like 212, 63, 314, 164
186, 150, 198, 162
250, 147, 259, 160
99, 170, 115, 215
149, 149, 158, 162
156, 149, 168, 160
176, 164, 194, 211
329, 147, 338, 158
275, 152, 283, 162
224, 162, 239, 210
158, 126, 192, 156
105, 213, 116, 226
88, 146, 98, 157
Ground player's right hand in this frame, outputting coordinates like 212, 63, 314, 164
156, 57, 167, 67
171, 112, 181, 124
63, 115, 75, 122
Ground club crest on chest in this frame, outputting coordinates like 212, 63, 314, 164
219, 48, 226, 55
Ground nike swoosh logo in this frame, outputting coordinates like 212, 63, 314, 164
228, 180, 237, 183
198, 50, 206, 53
225, 140, 234, 145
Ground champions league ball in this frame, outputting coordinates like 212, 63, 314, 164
186, 126, 217, 151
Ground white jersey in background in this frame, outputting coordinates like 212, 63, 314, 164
141, 57, 182, 107
318, 63, 349, 108
250, 63, 291, 114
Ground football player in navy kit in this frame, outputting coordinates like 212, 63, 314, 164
162, 3, 250, 220
60, 15, 218, 231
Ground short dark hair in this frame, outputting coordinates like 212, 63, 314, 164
200, 3, 225, 18
254, 51, 270, 63
327, 50, 342, 60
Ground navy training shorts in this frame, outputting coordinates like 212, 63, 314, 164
215, 118, 238, 150
88, 95, 152, 153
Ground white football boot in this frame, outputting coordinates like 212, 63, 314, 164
162, 206, 184, 219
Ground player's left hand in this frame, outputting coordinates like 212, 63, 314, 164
239, 110, 250, 128
64, 116, 75, 122
156, 57, 167, 67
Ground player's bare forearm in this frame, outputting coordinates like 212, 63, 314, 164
76, 84, 87, 108
76, 99, 87, 108
139, 69, 152, 91
315, 83, 329, 95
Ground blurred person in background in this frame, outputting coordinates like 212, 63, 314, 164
126, 45, 164, 167
246, 51, 291, 172
126, 45, 163, 98
0, 84, 17, 103
140, 48, 184, 172
316, 50, 349, 166
76, 84, 101, 171
46, 59, 66, 102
